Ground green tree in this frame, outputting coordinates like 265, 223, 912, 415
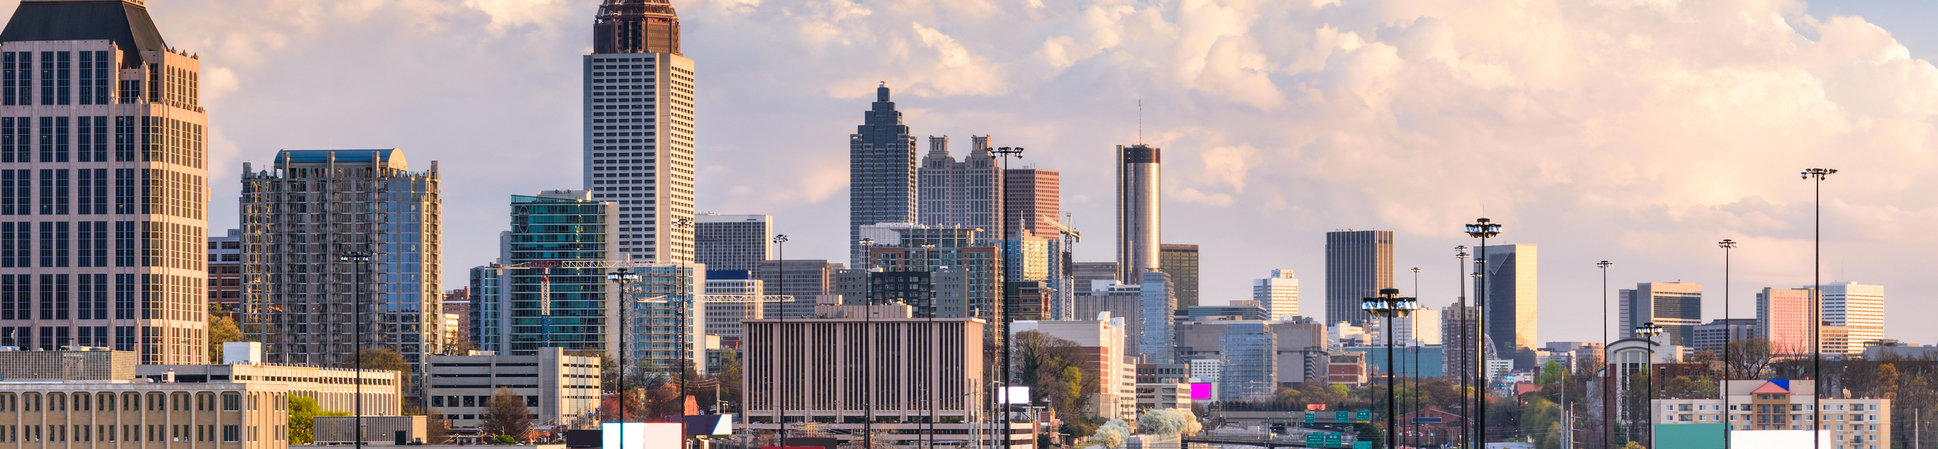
1357, 422, 1387, 449
288, 396, 348, 444
207, 313, 243, 363
1522, 397, 1560, 449
479, 388, 534, 442
713, 348, 742, 407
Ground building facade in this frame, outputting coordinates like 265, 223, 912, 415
1692, 318, 1756, 355
694, 213, 771, 272
424, 348, 602, 431
1158, 243, 1199, 310
1137, 270, 1176, 365
209, 229, 242, 311
1253, 269, 1300, 320
621, 264, 705, 375
1821, 282, 1884, 355
1003, 168, 1060, 238
0, 0, 211, 363
1325, 230, 1393, 326
1620, 281, 1703, 346
1758, 287, 1814, 357
583, 0, 697, 265
1011, 317, 1137, 421
848, 83, 918, 267
1115, 145, 1161, 282
238, 149, 442, 366
918, 135, 1003, 236
1652, 380, 1888, 447
1478, 243, 1538, 368
475, 190, 618, 356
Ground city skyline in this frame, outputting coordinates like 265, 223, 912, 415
31, 0, 1938, 344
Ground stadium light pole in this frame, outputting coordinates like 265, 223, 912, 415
1597, 259, 1614, 449
606, 268, 639, 449
1718, 238, 1737, 449
1635, 322, 1665, 449
771, 234, 790, 448
1800, 167, 1835, 449
1455, 245, 1470, 448
339, 250, 371, 449
1365, 288, 1417, 449
1464, 217, 1501, 445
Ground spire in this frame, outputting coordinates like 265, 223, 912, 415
593, 0, 681, 55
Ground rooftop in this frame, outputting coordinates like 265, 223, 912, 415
0, 0, 169, 66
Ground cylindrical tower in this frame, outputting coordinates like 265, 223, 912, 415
1116, 144, 1161, 281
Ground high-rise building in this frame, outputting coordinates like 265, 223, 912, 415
474, 190, 618, 355
1441, 304, 1487, 379
1692, 318, 1756, 355
1075, 283, 1143, 354
1003, 169, 1060, 238
0, 0, 210, 363
442, 287, 472, 350
1374, 307, 1442, 346
1159, 243, 1199, 310
1116, 144, 1161, 281
694, 213, 771, 271
209, 229, 242, 311
1618, 282, 1703, 346
1756, 287, 1813, 357
583, 0, 696, 264
1478, 243, 1537, 368
239, 149, 442, 366
1821, 282, 1885, 354
1254, 269, 1300, 320
1218, 322, 1277, 402
1073, 261, 1119, 291
623, 264, 706, 374
857, 224, 1001, 321
848, 83, 918, 266
1325, 230, 1393, 326
918, 135, 1002, 235
754, 259, 842, 300
1137, 270, 1177, 364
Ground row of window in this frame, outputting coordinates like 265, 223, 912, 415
0, 391, 268, 413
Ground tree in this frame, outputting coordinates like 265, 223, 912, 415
1725, 338, 1774, 379
1357, 422, 1386, 449
1088, 419, 1129, 448
288, 396, 348, 444
713, 348, 742, 408
423, 408, 452, 444
207, 312, 243, 363
339, 347, 412, 378
1137, 408, 1200, 436
479, 388, 534, 442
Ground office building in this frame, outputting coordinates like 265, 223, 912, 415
621, 264, 705, 375
1179, 305, 1268, 322
753, 259, 841, 299
1004, 169, 1061, 238
0, 351, 293, 449
1075, 283, 1144, 355
1012, 316, 1138, 420
744, 306, 1022, 447
1135, 383, 1193, 411
1137, 270, 1177, 364
1253, 269, 1300, 320
694, 213, 771, 272
1441, 304, 1489, 379
857, 224, 1001, 321
1116, 144, 1161, 281
473, 190, 618, 355
1692, 318, 1756, 355
918, 135, 1003, 235
1325, 230, 1393, 326
1477, 243, 1537, 368
209, 229, 242, 311
1073, 261, 1119, 291
441, 288, 471, 350
1175, 319, 1327, 387
238, 149, 442, 366
0, 0, 210, 363
1652, 380, 1888, 444
140, 343, 403, 417
1757, 287, 1814, 357
1821, 282, 1885, 354
1619, 282, 1703, 346
584, 0, 697, 264
1158, 243, 1199, 310
1373, 306, 1442, 346
1327, 353, 1369, 386
849, 83, 919, 266
1216, 322, 1276, 401
424, 348, 602, 431
1341, 345, 1447, 378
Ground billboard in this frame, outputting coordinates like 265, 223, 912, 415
1189, 383, 1213, 400
601, 422, 682, 449
999, 386, 1031, 405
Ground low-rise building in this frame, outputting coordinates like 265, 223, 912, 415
1135, 383, 1192, 412
424, 348, 602, 431
0, 349, 295, 449
140, 342, 403, 416
1327, 353, 1368, 386
1652, 379, 1888, 447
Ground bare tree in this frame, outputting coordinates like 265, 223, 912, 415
1725, 338, 1773, 379
479, 388, 534, 442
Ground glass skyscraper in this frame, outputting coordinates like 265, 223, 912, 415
475, 190, 618, 355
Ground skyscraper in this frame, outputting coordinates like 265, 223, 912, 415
1478, 243, 1537, 368
1116, 144, 1160, 281
1159, 243, 1200, 310
1137, 270, 1177, 364
1254, 269, 1300, 320
239, 149, 443, 366
918, 135, 1003, 235
474, 190, 618, 355
1003, 168, 1060, 238
849, 83, 918, 266
1618, 282, 1703, 346
694, 213, 772, 271
1820, 282, 1884, 355
1756, 287, 1814, 357
583, 0, 696, 264
0, 0, 210, 363
1325, 230, 1393, 326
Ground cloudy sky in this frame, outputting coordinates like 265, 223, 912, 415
11, 0, 1937, 344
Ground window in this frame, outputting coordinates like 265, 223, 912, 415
221, 425, 239, 443
222, 393, 239, 411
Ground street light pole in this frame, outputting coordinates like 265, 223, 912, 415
1597, 260, 1613, 449
1800, 167, 1835, 449
339, 250, 371, 449
1365, 288, 1417, 449
1718, 239, 1736, 448
1464, 217, 1501, 445
1455, 245, 1470, 449
671, 217, 694, 442
858, 237, 877, 449
990, 145, 1023, 449
772, 234, 790, 448
1636, 323, 1664, 449
1410, 266, 1421, 447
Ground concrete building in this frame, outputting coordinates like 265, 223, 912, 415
424, 348, 602, 431
1179, 305, 1267, 322
694, 213, 772, 272
848, 83, 919, 267
918, 135, 1003, 236
1135, 383, 1192, 412
1651, 380, 1888, 446
474, 190, 618, 356
1620, 282, 1703, 346
1692, 318, 1756, 355
1137, 271, 1177, 365
1073, 262, 1119, 291
1158, 244, 1199, 310
583, 0, 697, 265
743, 306, 1026, 447
1442, 304, 1484, 380
139, 361, 403, 416
1253, 269, 1300, 320
209, 229, 243, 310
1372, 306, 1442, 346
1478, 243, 1538, 368
0, 0, 211, 364
1325, 230, 1393, 326
239, 149, 442, 367
440, 288, 471, 351
1011, 316, 1138, 421
1116, 144, 1161, 282
1758, 287, 1814, 357
753, 259, 842, 300
1075, 283, 1144, 355
1003, 169, 1060, 238
0, 376, 293, 449
857, 224, 1001, 322
1174, 318, 1328, 387
1821, 282, 1885, 355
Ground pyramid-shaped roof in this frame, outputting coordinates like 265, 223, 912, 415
1751, 380, 1791, 394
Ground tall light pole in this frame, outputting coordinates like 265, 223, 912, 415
671, 217, 694, 436
771, 234, 789, 448
1597, 260, 1613, 449
1364, 288, 1417, 449
857, 237, 877, 449
1635, 322, 1664, 449
1410, 266, 1421, 447
607, 268, 640, 428
1718, 238, 1736, 448
1800, 167, 1834, 449
1464, 217, 1501, 445
339, 250, 372, 449
1455, 245, 1470, 449
990, 145, 1023, 449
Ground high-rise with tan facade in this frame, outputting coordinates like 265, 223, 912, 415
0, 0, 210, 364
584, 0, 697, 265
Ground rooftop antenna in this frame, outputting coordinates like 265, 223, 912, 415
1138, 98, 1144, 145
